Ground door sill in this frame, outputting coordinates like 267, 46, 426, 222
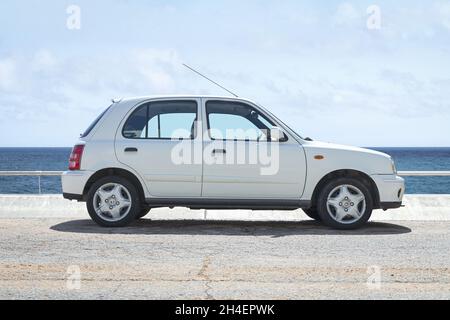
145, 198, 310, 210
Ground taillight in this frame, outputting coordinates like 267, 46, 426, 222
69, 145, 85, 171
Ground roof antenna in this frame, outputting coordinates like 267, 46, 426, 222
182, 63, 239, 98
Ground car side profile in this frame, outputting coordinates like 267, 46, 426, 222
62, 95, 404, 229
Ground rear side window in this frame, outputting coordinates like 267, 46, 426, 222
81, 105, 111, 138
123, 100, 198, 140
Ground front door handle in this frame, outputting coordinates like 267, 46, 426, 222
212, 149, 226, 154
124, 147, 138, 153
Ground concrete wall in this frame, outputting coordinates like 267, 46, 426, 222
0, 194, 449, 221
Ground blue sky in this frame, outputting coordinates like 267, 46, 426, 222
0, 0, 450, 147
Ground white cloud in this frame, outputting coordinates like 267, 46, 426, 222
132, 49, 181, 93
0, 48, 188, 145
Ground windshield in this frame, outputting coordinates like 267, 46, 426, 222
255, 103, 305, 140
80, 105, 112, 138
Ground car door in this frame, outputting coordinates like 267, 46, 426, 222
201, 98, 307, 199
115, 98, 203, 198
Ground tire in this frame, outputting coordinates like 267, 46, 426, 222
136, 207, 151, 219
302, 208, 321, 221
316, 177, 373, 230
86, 176, 141, 227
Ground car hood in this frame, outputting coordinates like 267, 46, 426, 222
303, 140, 390, 159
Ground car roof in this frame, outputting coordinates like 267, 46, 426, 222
115, 95, 255, 105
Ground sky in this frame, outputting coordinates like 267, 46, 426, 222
0, 0, 450, 147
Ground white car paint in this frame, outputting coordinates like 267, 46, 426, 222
301, 140, 399, 199
62, 95, 404, 213
200, 97, 307, 199
114, 97, 203, 198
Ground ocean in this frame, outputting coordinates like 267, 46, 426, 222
0, 147, 449, 194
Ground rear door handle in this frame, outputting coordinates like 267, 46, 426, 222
124, 147, 138, 153
212, 149, 226, 154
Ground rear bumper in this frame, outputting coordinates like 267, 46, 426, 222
61, 170, 94, 201
371, 174, 405, 208
63, 193, 84, 201
380, 201, 403, 210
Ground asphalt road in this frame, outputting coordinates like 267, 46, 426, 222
0, 218, 449, 299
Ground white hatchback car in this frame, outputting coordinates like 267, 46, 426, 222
62, 95, 404, 229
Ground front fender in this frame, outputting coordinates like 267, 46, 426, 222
301, 143, 393, 200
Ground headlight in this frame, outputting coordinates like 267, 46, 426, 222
391, 158, 397, 174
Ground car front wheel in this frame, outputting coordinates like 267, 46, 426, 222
302, 208, 321, 221
86, 176, 141, 227
317, 177, 373, 230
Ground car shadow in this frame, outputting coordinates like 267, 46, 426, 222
50, 219, 412, 237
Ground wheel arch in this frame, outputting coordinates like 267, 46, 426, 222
83, 168, 146, 205
310, 169, 380, 209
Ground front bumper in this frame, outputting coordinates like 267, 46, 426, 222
61, 170, 94, 201
371, 174, 405, 209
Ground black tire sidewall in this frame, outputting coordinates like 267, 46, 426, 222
317, 177, 373, 230
136, 208, 151, 219
302, 208, 321, 221
86, 176, 141, 227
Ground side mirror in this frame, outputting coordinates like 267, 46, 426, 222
270, 127, 287, 142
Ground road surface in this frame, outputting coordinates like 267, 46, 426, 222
0, 218, 449, 299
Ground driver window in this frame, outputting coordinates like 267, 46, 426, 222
206, 101, 274, 141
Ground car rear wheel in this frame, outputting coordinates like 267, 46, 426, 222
302, 208, 321, 221
86, 176, 141, 227
136, 207, 151, 219
317, 177, 373, 230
